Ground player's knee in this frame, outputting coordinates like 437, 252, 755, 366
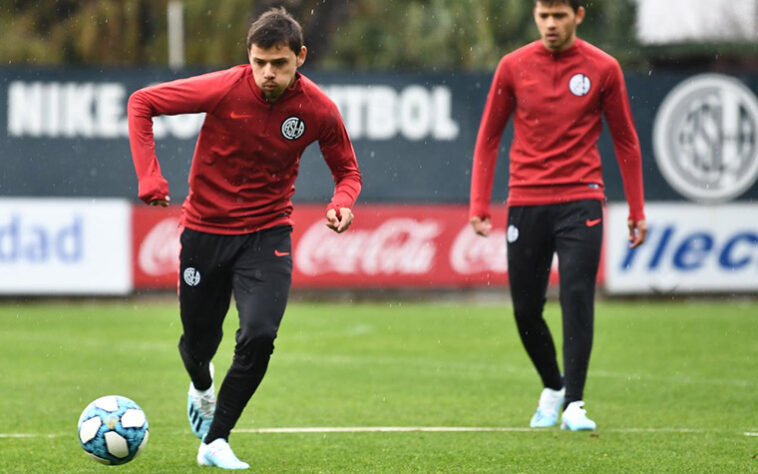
242, 321, 280, 341
512, 298, 546, 324
178, 332, 222, 361
178, 338, 213, 372
232, 335, 275, 371
559, 284, 594, 309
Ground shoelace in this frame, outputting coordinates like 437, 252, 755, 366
538, 392, 563, 416
568, 404, 587, 417
195, 393, 216, 418
207, 441, 239, 461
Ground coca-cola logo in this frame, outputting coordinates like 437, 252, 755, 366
450, 226, 507, 274
138, 217, 181, 276
295, 218, 441, 275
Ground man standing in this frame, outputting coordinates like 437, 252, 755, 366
128, 8, 361, 469
469, 0, 646, 431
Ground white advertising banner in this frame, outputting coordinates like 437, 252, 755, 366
606, 203, 758, 294
0, 198, 131, 295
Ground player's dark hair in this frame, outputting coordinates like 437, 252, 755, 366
246, 7, 303, 53
534, 0, 583, 11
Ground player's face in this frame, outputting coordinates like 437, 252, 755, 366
248, 43, 307, 102
533, 2, 585, 52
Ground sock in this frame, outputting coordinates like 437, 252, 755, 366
190, 382, 215, 399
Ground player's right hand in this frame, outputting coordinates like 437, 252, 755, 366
627, 218, 647, 248
149, 196, 170, 207
326, 207, 354, 233
470, 216, 492, 237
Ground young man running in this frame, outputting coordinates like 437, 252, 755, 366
469, 0, 646, 431
128, 8, 361, 469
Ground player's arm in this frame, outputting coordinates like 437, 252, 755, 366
602, 61, 647, 248
127, 70, 235, 206
318, 103, 362, 233
469, 58, 514, 237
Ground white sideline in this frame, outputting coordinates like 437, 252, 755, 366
3, 427, 755, 438
233, 426, 710, 434
236, 426, 535, 434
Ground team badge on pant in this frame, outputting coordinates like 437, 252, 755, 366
507, 225, 520, 243
183, 267, 201, 286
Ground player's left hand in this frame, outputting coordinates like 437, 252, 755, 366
149, 194, 171, 207
628, 219, 647, 248
470, 216, 492, 237
326, 207, 354, 233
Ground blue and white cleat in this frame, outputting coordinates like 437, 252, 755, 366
529, 387, 565, 428
188, 362, 216, 439
560, 401, 597, 431
197, 438, 249, 470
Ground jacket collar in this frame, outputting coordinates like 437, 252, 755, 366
534, 38, 582, 59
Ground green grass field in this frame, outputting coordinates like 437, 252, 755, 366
1, 298, 756, 473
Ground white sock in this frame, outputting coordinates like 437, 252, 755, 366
189, 382, 215, 399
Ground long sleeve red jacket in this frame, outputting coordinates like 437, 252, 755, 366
128, 65, 362, 234
470, 39, 645, 222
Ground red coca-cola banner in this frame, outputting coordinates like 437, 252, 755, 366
132, 206, 182, 289
132, 204, 598, 289
293, 204, 514, 287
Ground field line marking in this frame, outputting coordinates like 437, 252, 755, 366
5, 427, 752, 438
233, 426, 708, 434
235, 427, 534, 434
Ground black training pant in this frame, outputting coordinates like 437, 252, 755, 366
506, 199, 603, 406
177, 225, 292, 442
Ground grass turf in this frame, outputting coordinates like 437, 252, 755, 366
0, 299, 756, 472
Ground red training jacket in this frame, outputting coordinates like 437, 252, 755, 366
470, 39, 645, 222
128, 65, 362, 234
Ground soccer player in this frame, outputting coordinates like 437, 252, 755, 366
128, 8, 361, 469
468, 0, 646, 431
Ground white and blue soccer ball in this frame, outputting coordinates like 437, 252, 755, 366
77, 395, 149, 465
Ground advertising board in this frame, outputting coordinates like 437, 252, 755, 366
0, 198, 131, 294
132, 204, 567, 290
605, 202, 758, 294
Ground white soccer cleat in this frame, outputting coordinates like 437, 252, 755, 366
529, 387, 565, 428
188, 362, 216, 439
560, 400, 597, 431
197, 438, 250, 470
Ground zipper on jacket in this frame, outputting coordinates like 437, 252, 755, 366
263, 103, 274, 137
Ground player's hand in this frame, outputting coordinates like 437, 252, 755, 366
326, 207, 354, 233
470, 216, 492, 237
628, 219, 647, 248
149, 196, 170, 207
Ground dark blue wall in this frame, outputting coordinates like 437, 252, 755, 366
1, 67, 757, 205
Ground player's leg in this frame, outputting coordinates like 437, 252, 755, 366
554, 199, 603, 430
507, 205, 565, 427
177, 228, 238, 439
508, 205, 562, 388
204, 225, 293, 445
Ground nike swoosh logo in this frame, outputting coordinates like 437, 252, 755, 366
585, 218, 602, 227
274, 249, 290, 257
229, 111, 255, 119
521, 79, 539, 87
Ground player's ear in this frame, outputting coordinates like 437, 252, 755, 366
574, 6, 585, 26
296, 46, 307, 67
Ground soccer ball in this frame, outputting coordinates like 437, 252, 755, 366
77, 395, 149, 465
